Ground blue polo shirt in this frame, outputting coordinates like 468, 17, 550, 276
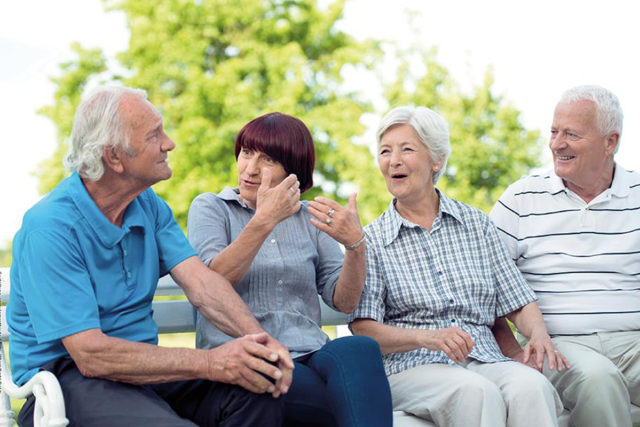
8, 173, 195, 385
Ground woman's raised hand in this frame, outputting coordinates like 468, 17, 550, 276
308, 194, 363, 246
255, 169, 301, 226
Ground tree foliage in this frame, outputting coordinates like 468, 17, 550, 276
38, 0, 386, 225
36, 0, 541, 234
384, 50, 542, 213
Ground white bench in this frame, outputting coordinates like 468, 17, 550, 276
2, 268, 639, 426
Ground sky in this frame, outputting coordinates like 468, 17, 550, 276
1, 0, 639, 247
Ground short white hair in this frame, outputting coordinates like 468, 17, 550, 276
64, 86, 147, 180
377, 106, 451, 184
559, 85, 623, 152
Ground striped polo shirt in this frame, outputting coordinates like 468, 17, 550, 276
490, 165, 640, 336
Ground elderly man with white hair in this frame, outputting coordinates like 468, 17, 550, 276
491, 85, 640, 427
349, 105, 565, 427
8, 85, 292, 426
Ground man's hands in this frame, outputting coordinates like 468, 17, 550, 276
522, 332, 570, 372
420, 327, 475, 363
206, 332, 293, 397
254, 169, 301, 226
262, 334, 294, 397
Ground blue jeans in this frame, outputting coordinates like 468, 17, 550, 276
284, 335, 392, 427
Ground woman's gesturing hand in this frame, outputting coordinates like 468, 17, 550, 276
308, 193, 363, 246
255, 169, 301, 226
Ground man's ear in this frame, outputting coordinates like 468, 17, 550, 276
605, 132, 620, 155
103, 145, 124, 173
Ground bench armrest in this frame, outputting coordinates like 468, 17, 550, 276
0, 342, 68, 427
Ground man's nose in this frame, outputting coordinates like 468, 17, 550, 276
549, 133, 565, 151
161, 133, 175, 152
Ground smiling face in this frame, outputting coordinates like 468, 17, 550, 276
550, 100, 618, 199
378, 124, 442, 207
237, 146, 287, 209
118, 94, 175, 188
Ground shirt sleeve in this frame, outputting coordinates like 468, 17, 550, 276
483, 215, 536, 317
18, 229, 101, 343
187, 193, 231, 267
489, 183, 521, 262
314, 226, 344, 310
348, 232, 387, 324
150, 191, 196, 276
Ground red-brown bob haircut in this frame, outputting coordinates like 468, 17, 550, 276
234, 112, 315, 192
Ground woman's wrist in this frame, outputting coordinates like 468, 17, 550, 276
344, 233, 366, 251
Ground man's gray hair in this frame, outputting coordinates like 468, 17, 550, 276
377, 105, 451, 184
64, 86, 148, 180
559, 85, 624, 152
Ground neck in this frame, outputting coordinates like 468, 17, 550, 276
395, 189, 440, 230
564, 162, 615, 203
83, 172, 147, 227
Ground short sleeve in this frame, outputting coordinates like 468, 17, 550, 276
150, 192, 196, 275
483, 217, 536, 317
187, 193, 231, 267
489, 183, 521, 261
348, 232, 387, 324
18, 230, 100, 343
314, 228, 344, 310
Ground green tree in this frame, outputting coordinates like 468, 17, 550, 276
0, 240, 12, 267
37, 0, 386, 225
37, 43, 108, 194
384, 50, 542, 212
37, 1, 541, 227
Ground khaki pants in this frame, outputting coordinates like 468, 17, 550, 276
388, 360, 562, 427
545, 331, 640, 427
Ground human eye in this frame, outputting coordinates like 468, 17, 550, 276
379, 147, 390, 155
146, 129, 160, 141
241, 147, 252, 156
566, 131, 580, 140
550, 129, 558, 136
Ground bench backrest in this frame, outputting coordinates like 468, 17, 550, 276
0, 268, 349, 342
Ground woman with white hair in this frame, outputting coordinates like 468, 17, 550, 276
349, 105, 567, 427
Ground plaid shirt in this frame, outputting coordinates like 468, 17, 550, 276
350, 192, 536, 376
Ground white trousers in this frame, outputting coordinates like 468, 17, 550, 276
388, 360, 562, 427
545, 331, 640, 427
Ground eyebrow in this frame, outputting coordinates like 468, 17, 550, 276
145, 123, 162, 138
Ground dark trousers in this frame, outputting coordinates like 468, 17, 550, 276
284, 336, 393, 427
18, 357, 283, 427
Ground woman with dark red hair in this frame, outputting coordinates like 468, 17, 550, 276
187, 112, 392, 426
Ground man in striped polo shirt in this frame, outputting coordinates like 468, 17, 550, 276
490, 85, 640, 427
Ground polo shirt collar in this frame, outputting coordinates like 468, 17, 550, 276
549, 162, 629, 198
382, 190, 464, 246
68, 173, 145, 248
609, 163, 631, 198
218, 187, 253, 210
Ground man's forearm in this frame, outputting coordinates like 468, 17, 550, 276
492, 317, 523, 358
172, 257, 264, 337
63, 329, 210, 384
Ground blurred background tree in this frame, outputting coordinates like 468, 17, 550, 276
383, 49, 541, 212
35, 0, 541, 231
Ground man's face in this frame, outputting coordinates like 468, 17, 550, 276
549, 100, 618, 195
118, 94, 175, 188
